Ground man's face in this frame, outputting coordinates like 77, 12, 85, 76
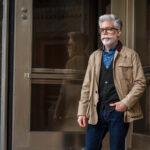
100, 20, 121, 46
67, 38, 75, 57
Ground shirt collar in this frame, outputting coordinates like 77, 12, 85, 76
102, 43, 119, 53
100, 40, 123, 52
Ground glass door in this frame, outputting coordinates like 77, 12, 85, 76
12, 0, 99, 149
31, 0, 91, 132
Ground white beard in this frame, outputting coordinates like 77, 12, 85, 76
101, 34, 118, 46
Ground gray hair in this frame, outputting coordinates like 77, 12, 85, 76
98, 14, 122, 30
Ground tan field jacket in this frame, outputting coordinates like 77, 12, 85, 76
77, 42, 146, 124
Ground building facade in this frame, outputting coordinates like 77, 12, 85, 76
0, 0, 150, 150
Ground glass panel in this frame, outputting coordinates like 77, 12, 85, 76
31, 0, 98, 131
32, 0, 96, 69
31, 81, 84, 131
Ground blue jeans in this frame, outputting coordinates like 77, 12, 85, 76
85, 109, 129, 150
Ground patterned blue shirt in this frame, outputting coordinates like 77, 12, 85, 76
102, 44, 118, 69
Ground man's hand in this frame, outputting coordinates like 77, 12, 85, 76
77, 116, 86, 127
110, 101, 127, 112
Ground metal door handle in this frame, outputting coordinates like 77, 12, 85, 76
24, 73, 31, 79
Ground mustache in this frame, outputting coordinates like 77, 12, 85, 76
101, 35, 113, 40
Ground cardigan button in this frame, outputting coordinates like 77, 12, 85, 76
95, 90, 98, 93
105, 81, 108, 84
94, 104, 96, 107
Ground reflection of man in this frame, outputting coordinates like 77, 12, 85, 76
77, 14, 146, 150
66, 32, 88, 70
54, 32, 88, 131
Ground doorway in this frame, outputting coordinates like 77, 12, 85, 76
12, 0, 111, 149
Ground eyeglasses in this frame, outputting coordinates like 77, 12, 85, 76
100, 27, 118, 34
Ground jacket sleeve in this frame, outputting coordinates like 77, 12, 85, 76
122, 52, 146, 109
77, 54, 93, 116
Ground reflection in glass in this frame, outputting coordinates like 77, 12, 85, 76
53, 32, 88, 131
31, 33, 88, 131
31, 0, 97, 131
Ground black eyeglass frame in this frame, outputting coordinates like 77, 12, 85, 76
99, 27, 119, 33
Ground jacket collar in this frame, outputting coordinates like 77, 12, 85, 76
99, 40, 123, 52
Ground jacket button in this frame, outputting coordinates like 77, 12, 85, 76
95, 90, 98, 93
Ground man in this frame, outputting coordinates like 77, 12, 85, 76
77, 14, 146, 150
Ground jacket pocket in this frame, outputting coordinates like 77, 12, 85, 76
117, 63, 133, 81
118, 63, 133, 67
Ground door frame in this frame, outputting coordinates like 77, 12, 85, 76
1, 0, 10, 150
12, 0, 88, 149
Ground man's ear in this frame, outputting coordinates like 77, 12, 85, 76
117, 30, 122, 37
